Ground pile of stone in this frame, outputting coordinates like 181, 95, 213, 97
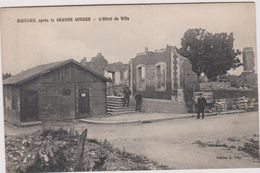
200, 82, 235, 91
238, 135, 259, 159
214, 99, 228, 112
233, 97, 258, 111
106, 83, 125, 97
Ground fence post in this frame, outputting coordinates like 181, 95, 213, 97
74, 128, 88, 171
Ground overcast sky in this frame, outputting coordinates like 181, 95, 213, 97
1, 2, 257, 75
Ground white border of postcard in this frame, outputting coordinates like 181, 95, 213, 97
0, 0, 259, 173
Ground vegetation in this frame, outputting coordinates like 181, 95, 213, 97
3, 72, 12, 79
6, 129, 170, 173
179, 28, 242, 81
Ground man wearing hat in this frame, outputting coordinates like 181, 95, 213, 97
197, 93, 207, 119
123, 86, 132, 107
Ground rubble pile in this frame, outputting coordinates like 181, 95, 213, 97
193, 135, 259, 160
238, 135, 259, 159
234, 97, 258, 111
5, 129, 79, 173
106, 83, 125, 97
200, 82, 235, 90
214, 99, 228, 112
5, 129, 169, 173
208, 97, 258, 113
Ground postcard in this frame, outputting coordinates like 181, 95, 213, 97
0, 2, 259, 173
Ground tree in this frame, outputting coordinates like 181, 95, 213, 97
179, 28, 242, 81
3, 72, 12, 79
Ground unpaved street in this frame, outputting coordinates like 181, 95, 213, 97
80, 112, 260, 169
5, 112, 260, 169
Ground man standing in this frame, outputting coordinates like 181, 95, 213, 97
135, 93, 142, 112
197, 93, 207, 119
122, 86, 128, 106
123, 86, 131, 107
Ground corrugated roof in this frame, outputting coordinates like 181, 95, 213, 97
3, 59, 111, 85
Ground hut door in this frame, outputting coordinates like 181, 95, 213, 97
22, 90, 39, 122
78, 89, 90, 118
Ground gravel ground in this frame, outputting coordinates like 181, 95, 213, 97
5, 111, 260, 169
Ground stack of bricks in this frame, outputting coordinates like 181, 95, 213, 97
214, 99, 228, 112
234, 97, 249, 110
234, 97, 258, 111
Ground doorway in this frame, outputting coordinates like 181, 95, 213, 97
77, 89, 90, 118
21, 90, 39, 122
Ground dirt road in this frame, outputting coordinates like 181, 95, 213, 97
5, 112, 260, 169
79, 112, 260, 169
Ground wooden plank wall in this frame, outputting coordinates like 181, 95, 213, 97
3, 85, 21, 124
20, 62, 107, 121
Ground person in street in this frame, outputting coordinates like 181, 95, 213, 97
135, 93, 142, 112
197, 93, 207, 119
122, 86, 128, 106
123, 86, 131, 107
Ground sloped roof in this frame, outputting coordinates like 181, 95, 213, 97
3, 59, 111, 85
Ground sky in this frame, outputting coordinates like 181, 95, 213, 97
0, 2, 257, 75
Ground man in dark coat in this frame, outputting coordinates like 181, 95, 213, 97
123, 86, 131, 107
135, 93, 142, 112
122, 86, 128, 106
197, 93, 207, 119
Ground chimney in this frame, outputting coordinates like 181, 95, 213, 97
242, 47, 255, 72
145, 47, 148, 52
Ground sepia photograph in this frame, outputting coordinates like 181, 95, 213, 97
0, 1, 259, 172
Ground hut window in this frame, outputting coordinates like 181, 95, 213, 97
136, 64, 146, 91
155, 62, 166, 91
62, 89, 71, 96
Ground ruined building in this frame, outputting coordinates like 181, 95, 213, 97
80, 53, 129, 85
242, 47, 255, 72
129, 45, 198, 113
240, 47, 257, 87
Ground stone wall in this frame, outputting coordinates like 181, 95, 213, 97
131, 47, 172, 100
212, 89, 258, 100
206, 88, 258, 111
200, 82, 233, 91
242, 47, 255, 72
142, 98, 186, 114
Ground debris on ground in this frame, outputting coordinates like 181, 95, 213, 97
192, 140, 232, 149
107, 83, 125, 97
234, 97, 258, 111
5, 129, 170, 173
192, 135, 259, 160
214, 99, 228, 112
238, 135, 259, 159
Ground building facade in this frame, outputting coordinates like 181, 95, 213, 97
104, 62, 128, 85
129, 45, 197, 113
80, 54, 128, 85
242, 47, 255, 72
3, 59, 110, 125
240, 47, 258, 88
